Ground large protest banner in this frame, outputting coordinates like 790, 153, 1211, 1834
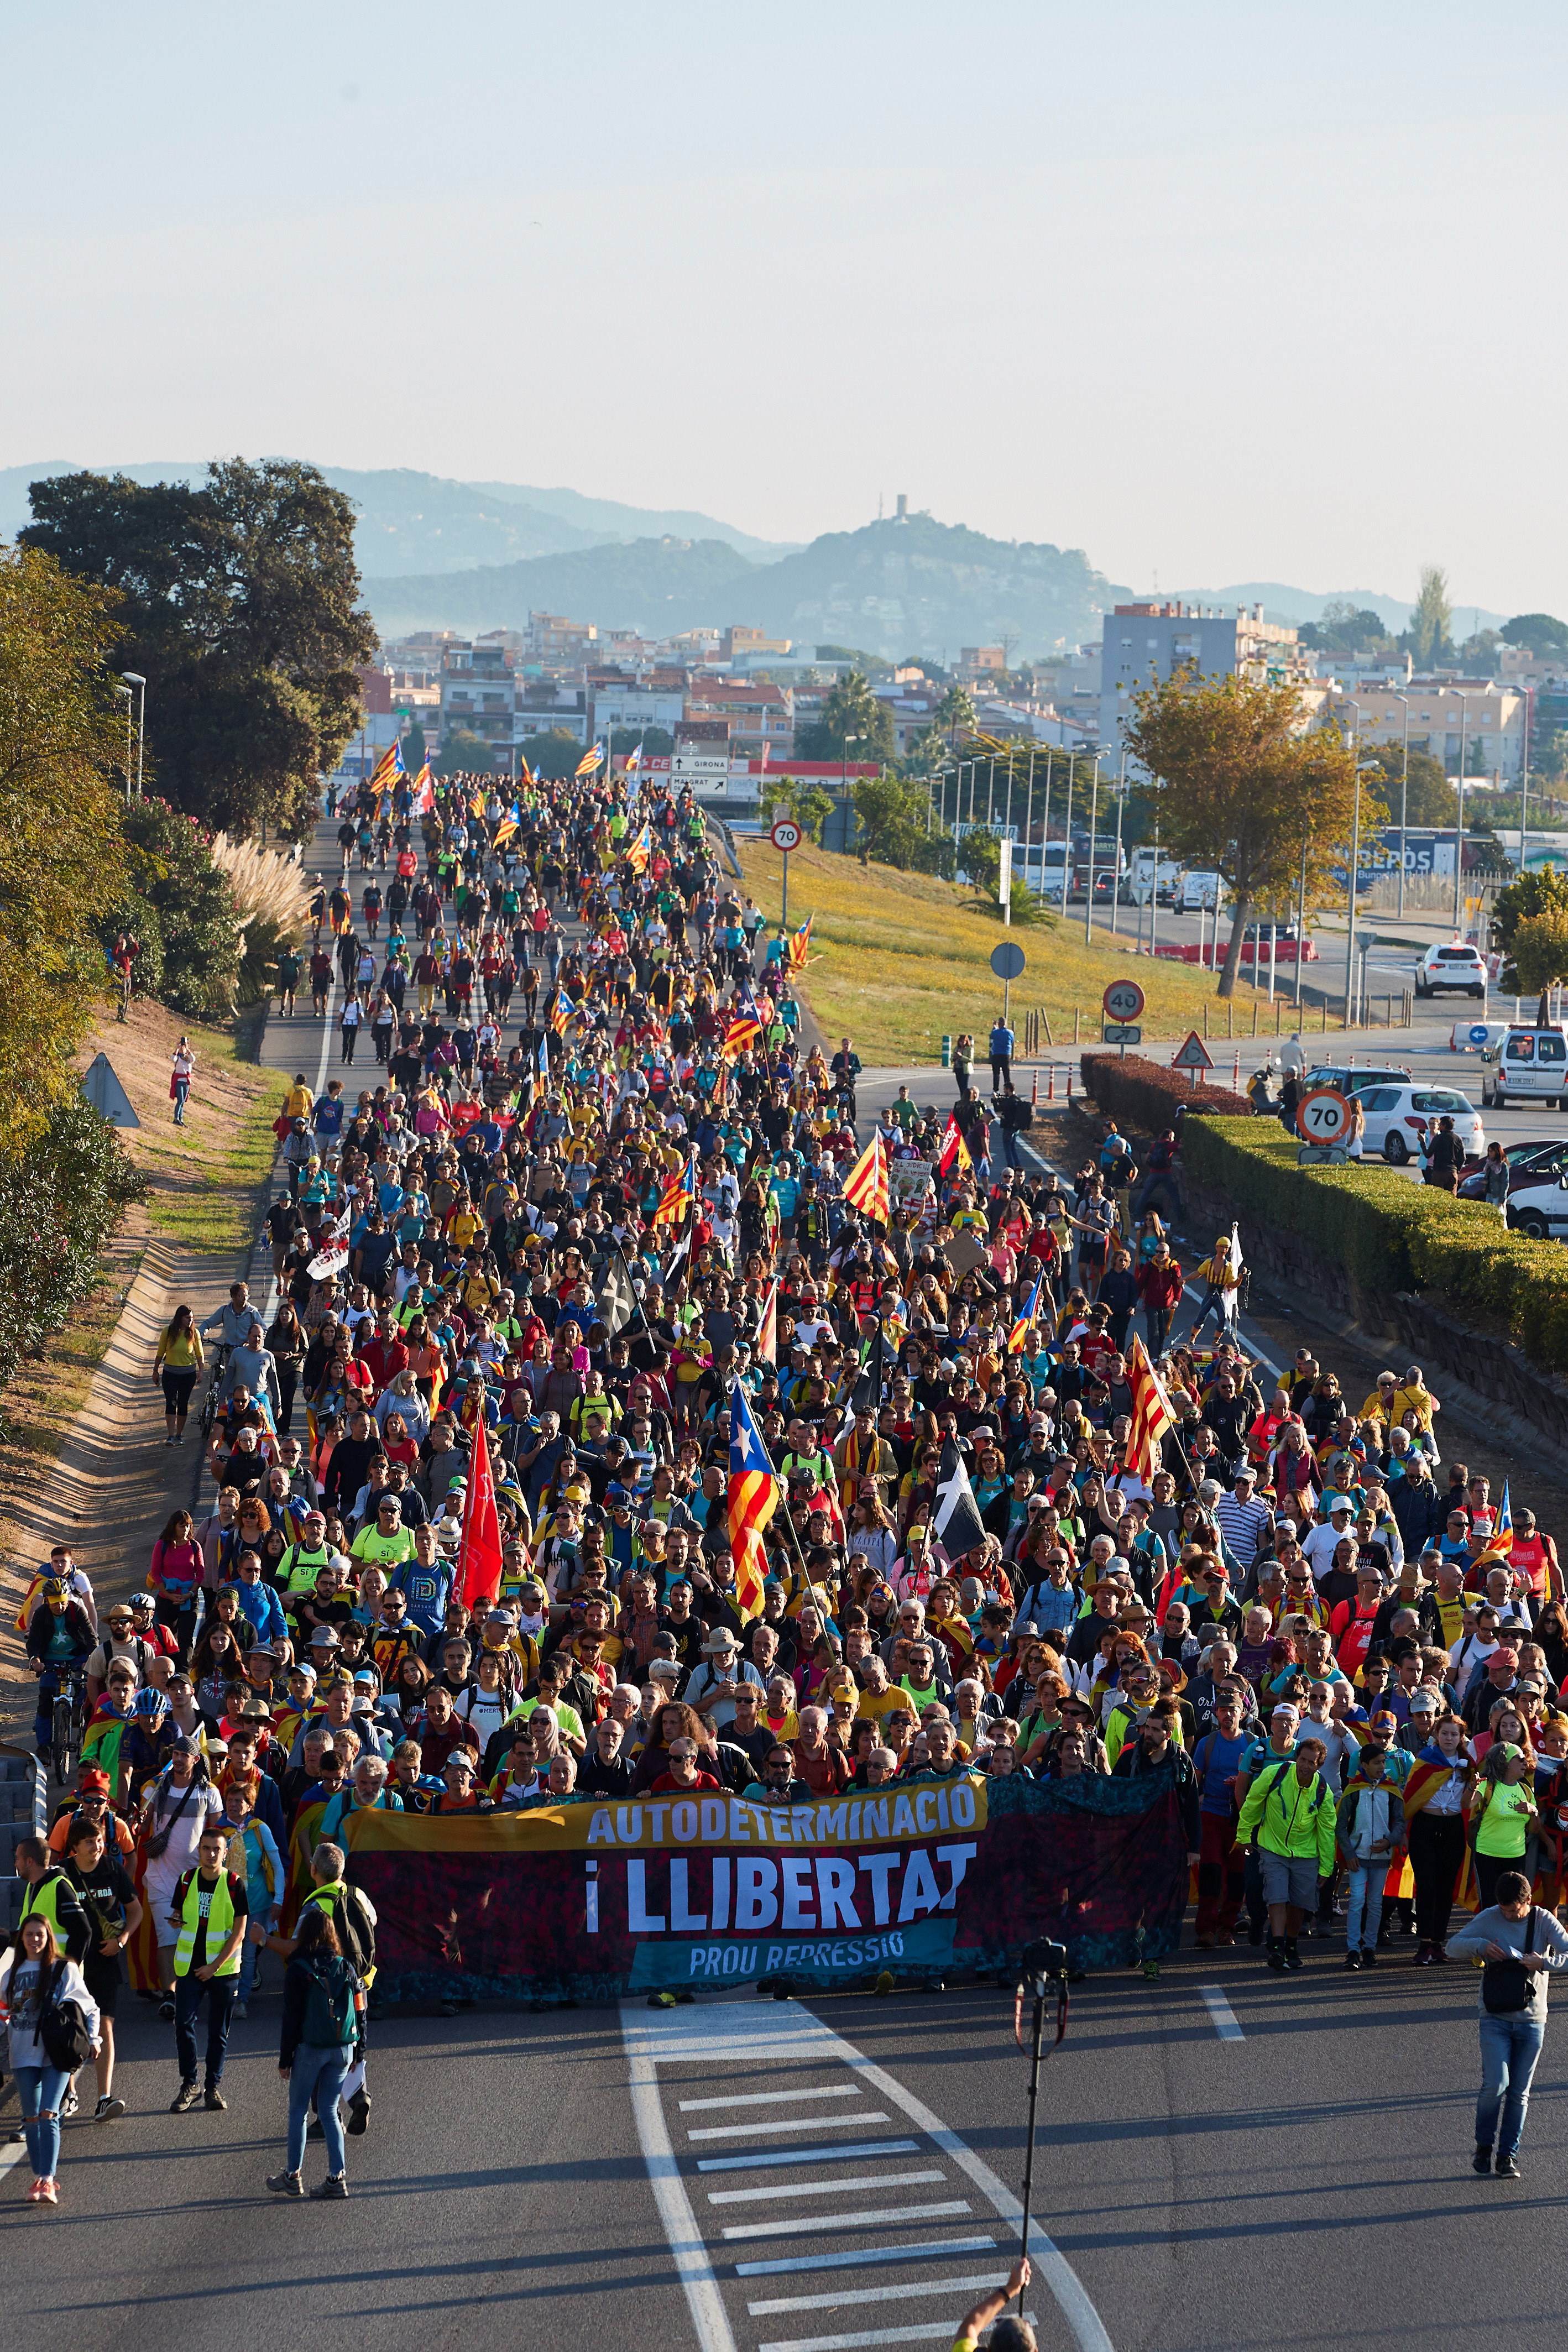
343, 1769, 1187, 2006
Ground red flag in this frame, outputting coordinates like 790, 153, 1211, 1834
457, 1412, 504, 1609
1125, 1335, 1176, 1486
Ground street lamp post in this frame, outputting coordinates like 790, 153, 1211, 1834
115, 685, 133, 806
121, 672, 146, 799
1109, 750, 1128, 938
1084, 755, 1100, 945
1342, 700, 1361, 1029
1391, 689, 1410, 919
1453, 692, 1471, 935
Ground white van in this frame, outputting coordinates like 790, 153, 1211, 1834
1480, 1026, 1568, 1109
1180, 870, 1222, 911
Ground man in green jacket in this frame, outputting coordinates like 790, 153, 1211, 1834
1235, 1734, 1336, 1973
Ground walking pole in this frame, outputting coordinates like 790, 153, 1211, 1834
1013, 1935, 1069, 2303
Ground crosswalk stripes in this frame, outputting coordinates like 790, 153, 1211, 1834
621, 1999, 1115, 2352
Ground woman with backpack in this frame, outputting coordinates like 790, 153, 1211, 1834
0, 1912, 101, 2205
268, 1906, 363, 2201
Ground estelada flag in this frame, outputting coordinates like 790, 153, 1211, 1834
576, 743, 605, 776
787, 914, 814, 971
652, 1152, 696, 1230
1126, 1334, 1177, 1485
720, 1012, 761, 1062
756, 1278, 778, 1365
937, 1115, 972, 1178
1007, 1274, 1043, 1355
367, 740, 403, 793
457, 1412, 504, 1609
728, 1382, 778, 1623
843, 1130, 890, 1225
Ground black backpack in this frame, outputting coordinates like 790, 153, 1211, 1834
39, 1959, 95, 2071
1483, 1906, 1537, 2015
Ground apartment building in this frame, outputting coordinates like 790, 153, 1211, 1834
684, 675, 793, 756
1101, 602, 1315, 765
1326, 680, 1527, 779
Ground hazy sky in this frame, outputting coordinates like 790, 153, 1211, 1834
4, 1, 1564, 611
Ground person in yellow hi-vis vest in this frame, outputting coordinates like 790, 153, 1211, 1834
168, 1824, 248, 2116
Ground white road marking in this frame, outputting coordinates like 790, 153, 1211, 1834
749, 2272, 1010, 2316
621, 2015, 737, 2352
0, 2142, 27, 2181
1200, 1985, 1245, 2041
759, 2323, 1041, 2352
698, 2141, 918, 2173
723, 2201, 973, 2241
681, 2085, 858, 2111
710, 2170, 945, 2206
736, 2236, 998, 2278
690, 2111, 888, 2141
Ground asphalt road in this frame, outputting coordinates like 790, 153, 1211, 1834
7, 1943, 1562, 2352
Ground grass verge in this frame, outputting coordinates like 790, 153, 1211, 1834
735, 839, 1287, 1063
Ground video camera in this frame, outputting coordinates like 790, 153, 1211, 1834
1017, 1936, 1069, 1996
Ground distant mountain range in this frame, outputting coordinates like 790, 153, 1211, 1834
0, 463, 798, 577
363, 512, 1135, 662
0, 460, 1519, 653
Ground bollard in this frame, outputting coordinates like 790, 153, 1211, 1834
1232, 1050, 1241, 1090
940, 1034, 952, 1068
1047, 1067, 1055, 1101
1073, 1006, 1081, 1045
1031, 1070, 1039, 1106
1067, 1065, 1073, 1102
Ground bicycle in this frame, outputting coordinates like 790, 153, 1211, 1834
51, 1663, 90, 1786
198, 1343, 232, 1439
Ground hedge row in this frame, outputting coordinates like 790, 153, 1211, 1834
1180, 1116, 1568, 1374
1079, 1053, 1253, 1134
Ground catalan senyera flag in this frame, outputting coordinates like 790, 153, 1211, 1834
728, 1382, 778, 1623
787, 914, 814, 971
756, 1278, 778, 1366
651, 1151, 697, 1231
936, 1114, 973, 1179
720, 1012, 761, 1063
842, 1130, 890, 1225
1007, 1274, 1043, 1356
576, 743, 605, 777
413, 762, 435, 813
1126, 1334, 1177, 1486
367, 740, 404, 793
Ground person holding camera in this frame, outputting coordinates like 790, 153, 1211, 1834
1449, 1869, 1568, 2178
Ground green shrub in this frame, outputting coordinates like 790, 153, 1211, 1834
1181, 1118, 1568, 1372
0, 1095, 147, 1414
1080, 1053, 1253, 1132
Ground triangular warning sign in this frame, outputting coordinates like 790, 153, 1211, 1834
81, 1052, 141, 1128
1170, 1030, 1214, 1072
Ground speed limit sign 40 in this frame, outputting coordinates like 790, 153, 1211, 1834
1102, 978, 1146, 1023
1295, 1085, 1352, 1146
769, 818, 802, 853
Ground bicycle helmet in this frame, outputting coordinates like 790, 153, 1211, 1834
129, 1591, 154, 1610
133, 1688, 169, 1718
41, 1578, 67, 1602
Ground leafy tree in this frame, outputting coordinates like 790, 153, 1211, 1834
0, 546, 130, 1145
1502, 611, 1568, 657
1406, 565, 1454, 668
609, 726, 674, 758
1459, 628, 1504, 669
1509, 911, 1568, 1023
849, 770, 947, 871
1362, 745, 1457, 828
757, 774, 835, 843
796, 671, 896, 765
435, 729, 497, 778
1298, 602, 1395, 657
1125, 665, 1379, 997
0, 1095, 145, 1418
516, 729, 586, 781
102, 798, 243, 1016
20, 460, 376, 840
1491, 865, 1568, 953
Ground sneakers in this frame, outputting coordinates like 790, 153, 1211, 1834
1472, 2144, 1492, 2175
266, 2169, 305, 2198
1142, 1959, 1161, 1981
1266, 1939, 1287, 1972
1283, 1941, 1304, 1972
1495, 2154, 1521, 2179
159, 1998, 176, 2023
37, 2178, 57, 2204
1361, 1946, 1377, 1968
346, 2088, 372, 2137
1414, 1943, 1435, 1967
873, 1970, 895, 1996
310, 2173, 349, 2199
1431, 1942, 1450, 1964
60, 2088, 79, 2119
233, 2001, 248, 2020
646, 1990, 677, 2009
1344, 1951, 1361, 1971
27, 2179, 46, 2204
94, 2095, 126, 2121
205, 2086, 227, 2111
170, 2082, 202, 2114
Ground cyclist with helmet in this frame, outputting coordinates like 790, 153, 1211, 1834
25, 1579, 95, 1758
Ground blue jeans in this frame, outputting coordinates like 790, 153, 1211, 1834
14, 2063, 69, 2179
175, 1971, 237, 2086
287, 2043, 351, 2175
1476, 2012, 1546, 2158
1344, 1861, 1384, 1952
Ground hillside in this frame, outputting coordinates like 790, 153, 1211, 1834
362, 535, 759, 635
364, 510, 1133, 657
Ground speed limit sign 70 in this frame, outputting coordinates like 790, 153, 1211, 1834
1102, 979, 1146, 1023
769, 818, 802, 853
1295, 1086, 1352, 1146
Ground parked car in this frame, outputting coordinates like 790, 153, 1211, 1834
1350, 1082, 1485, 1166
1503, 1169, 1568, 1242
1456, 1140, 1568, 1200
1300, 1063, 1413, 1098
1415, 942, 1488, 999
1480, 1026, 1568, 1110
